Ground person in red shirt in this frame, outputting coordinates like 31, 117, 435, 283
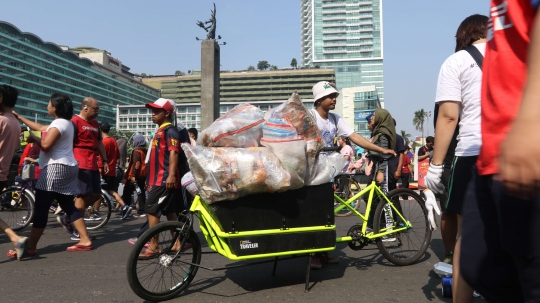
400, 149, 411, 192
460, 2, 540, 301
98, 122, 130, 220
140, 98, 181, 257
69, 98, 109, 239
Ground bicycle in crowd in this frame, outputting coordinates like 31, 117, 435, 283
0, 177, 35, 231
125, 149, 431, 302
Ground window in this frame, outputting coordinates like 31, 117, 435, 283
130, 109, 138, 114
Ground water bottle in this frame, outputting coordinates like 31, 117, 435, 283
133, 182, 142, 194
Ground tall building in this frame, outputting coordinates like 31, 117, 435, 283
0, 21, 159, 125
301, 0, 384, 105
334, 85, 380, 139
118, 69, 336, 135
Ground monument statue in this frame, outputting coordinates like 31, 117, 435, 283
196, 3, 217, 40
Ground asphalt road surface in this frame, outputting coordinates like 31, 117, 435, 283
0, 210, 485, 303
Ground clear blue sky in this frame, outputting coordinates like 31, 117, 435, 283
3, 0, 489, 137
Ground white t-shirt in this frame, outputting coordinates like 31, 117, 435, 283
39, 119, 78, 169
310, 109, 354, 147
435, 42, 485, 157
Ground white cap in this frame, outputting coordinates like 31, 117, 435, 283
312, 81, 339, 102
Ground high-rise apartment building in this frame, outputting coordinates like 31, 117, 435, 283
301, 0, 384, 105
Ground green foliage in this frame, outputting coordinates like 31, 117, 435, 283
247, 65, 255, 71
290, 58, 297, 69
413, 109, 425, 144
175, 70, 185, 76
257, 60, 270, 70
270, 65, 278, 70
140, 73, 147, 77
400, 130, 412, 146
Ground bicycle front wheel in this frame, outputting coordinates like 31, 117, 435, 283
84, 193, 112, 230
0, 188, 35, 231
373, 188, 431, 266
126, 220, 201, 302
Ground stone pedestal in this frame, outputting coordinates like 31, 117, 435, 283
200, 40, 220, 130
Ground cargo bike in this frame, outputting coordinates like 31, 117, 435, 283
126, 153, 431, 302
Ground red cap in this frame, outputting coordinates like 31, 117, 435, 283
145, 98, 174, 113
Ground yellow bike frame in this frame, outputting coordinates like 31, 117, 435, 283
334, 181, 412, 243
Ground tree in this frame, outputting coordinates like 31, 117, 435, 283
413, 109, 426, 145
257, 60, 270, 71
187, 70, 192, 74
175, 70, 185, 76
290, 58, 298, 69
400, 130, 412, 147
313, 65, 321, 69
140, 73, 147, 78
270, 65, 278, 70
247, 65, 255, 71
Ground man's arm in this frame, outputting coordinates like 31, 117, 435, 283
348, 133, 396, 156
499, 13, 540, 198
431, 102, 460, 165
395, 152, 404, 179
166, 151, 178, 189
98, 141, 109, 174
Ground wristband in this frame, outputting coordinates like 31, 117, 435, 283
431, 163, 443, 166
102, 159, 109, 163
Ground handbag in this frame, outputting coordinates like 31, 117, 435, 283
21, 163, 35, 181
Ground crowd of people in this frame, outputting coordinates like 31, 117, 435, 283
0, 90, 194, 259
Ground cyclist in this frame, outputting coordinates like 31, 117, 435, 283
98, 122, 131, 219
0, 84, 28, 260
424, 14, 487, 301
309, 81, 395, 269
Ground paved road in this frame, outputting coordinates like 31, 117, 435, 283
0, 211, 484, 303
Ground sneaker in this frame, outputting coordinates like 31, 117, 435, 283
54, 205, 63, 215
310, 257, 322, 269
71, 232, 96, 241
132, 213, 146, 218
443, 252, 453, 264
49, 206, 57, 213
121, 205, 132, 220
84, 213, 102, 221
382, 236, 396, 242
365, 227, 373, 235
57, 214, 74, 234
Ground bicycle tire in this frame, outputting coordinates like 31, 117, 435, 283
85, 193, 112, 230
126, 220, 201, 302
0, 188, 35, 231
334, 177, 362, 217
373, 188, 431, 266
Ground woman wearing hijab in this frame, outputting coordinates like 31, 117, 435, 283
122, 134, 147, 218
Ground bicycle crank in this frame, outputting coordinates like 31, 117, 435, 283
347, 224, 369, 251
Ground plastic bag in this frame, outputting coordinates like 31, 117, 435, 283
266, 93, 324, 183
262, 119, 299, 140
260, 137, 306, 189
181, 144, 291, 204
307, 152, 348, 186
199, 103, 264, 148
181, 171, 199, 196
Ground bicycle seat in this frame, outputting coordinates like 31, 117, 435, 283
366, 153, 392, 162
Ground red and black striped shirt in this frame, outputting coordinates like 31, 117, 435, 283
146, 123, 181, 188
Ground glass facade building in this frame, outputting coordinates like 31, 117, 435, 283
301, 0, 384, 105
0, 21, 159, 125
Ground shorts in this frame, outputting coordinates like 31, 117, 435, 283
77, 169, 101, 196
144, 186, 178, 215
461, 168, 540, 302
102, 175, 119, 192
437, 167, 452, 213
445, 156, 477, 215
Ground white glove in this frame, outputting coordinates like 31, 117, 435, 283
424, 189, 441, 230
424, 163, 445, 194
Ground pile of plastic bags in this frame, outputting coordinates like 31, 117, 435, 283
182, 93, 347, 204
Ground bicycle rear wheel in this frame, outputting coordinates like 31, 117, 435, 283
334, 177, 361, 217
0, 188, 35, 231
373, 188, 431, 266
84, 193, 111, 230
127, 220, 201, 302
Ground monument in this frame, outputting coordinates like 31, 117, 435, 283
197, 3, 221, 130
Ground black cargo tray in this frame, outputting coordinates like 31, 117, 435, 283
207, 183, 334, 233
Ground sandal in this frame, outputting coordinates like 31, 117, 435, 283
138, 248, 162, 260
16, 237, 29, 261
66, 244, 92, 252
7, 249, 36, 259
